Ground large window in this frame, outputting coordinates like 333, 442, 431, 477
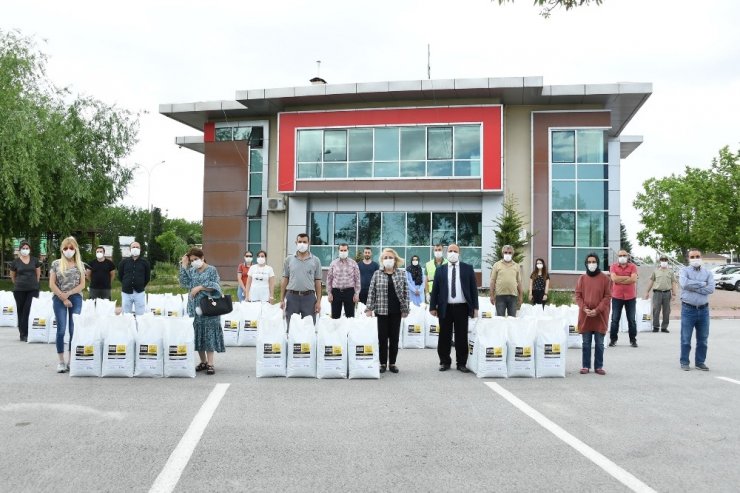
550, 129, 608, 271
296, 125, 481, 179
309, 211, 482, 269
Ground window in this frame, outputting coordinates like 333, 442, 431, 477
323, 130, 347, 161
428, 127, 452, 159
246, 198, 262, 217
214, 125, 264, 147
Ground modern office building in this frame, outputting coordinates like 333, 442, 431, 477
159, 76, 651, 287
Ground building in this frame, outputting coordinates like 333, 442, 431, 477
159, 76, 651, 287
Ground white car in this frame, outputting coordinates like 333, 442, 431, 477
713, 265, 740, 285
717, 271, 740, 291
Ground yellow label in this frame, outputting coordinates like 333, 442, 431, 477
482, 311, 492, 318
168, 311, 179, 317
413, 324, 421, 333
522, 346, 531, 357
332, 345, 342, 355
493, 347, 503, 357
300, 343, 310, 353
246, 320, 258, 328
148, 344, 158, 355
273, 343, 281, 352
176, 344, 187, 355
364, 344, 373, 353
552, 344, 560, 353
116, 344, 126, 354
83, 345, 94, 356
39, 318, 46, 325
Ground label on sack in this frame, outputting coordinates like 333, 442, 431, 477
244, 320, 258, 330
168, 344, 188, 360
167, 310, 179, 317
139, 344, 159, 359
568, 324, 578, 335
407, 324, 422, 334
223, 320, 239, 330
428, 324, 439, 335
32, 318, 47, 329
75, 345, 95, 360
263, 343, 282, 357
514, 346, 532, 361
355, 344, 373, 360
485, 346, 504, 361
292, 343, 311, 358
481, 311, 493, 319
642, 314, 651, 321
2, 306, 14, 314
151, 308, 163, 316
108, 344, 128, 359
323, 345, 343, 360
544, 344, 561, 358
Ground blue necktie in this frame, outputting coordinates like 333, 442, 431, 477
451, 264, 457, 298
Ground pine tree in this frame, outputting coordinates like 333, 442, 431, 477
112, 234, 122, 267
620, 222, 633, 254
486, 194, 533, 267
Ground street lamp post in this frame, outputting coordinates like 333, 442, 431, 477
141, 160, 166, 259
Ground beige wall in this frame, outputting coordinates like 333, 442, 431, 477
264, 116, 288, 271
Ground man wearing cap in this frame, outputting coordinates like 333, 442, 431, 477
643, 255, 676, 333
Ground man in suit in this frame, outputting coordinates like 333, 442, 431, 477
429, 243, 479, 373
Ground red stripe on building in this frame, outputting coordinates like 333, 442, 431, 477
204, 122, 215, 143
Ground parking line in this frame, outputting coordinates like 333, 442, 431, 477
716, 376, 740, 386
149, 383, 230, 493
485, 382, 656, 493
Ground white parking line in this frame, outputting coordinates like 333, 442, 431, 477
716, 376, 740, 386
149, 383, 230, 493
485, 382, 656, 493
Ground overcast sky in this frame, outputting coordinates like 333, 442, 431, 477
5, 0, 740, 255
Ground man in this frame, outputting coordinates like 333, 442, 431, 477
643, 255, 676, 333
358, 247, 379, 305
86, 246, 116, 300
679, 249, 714, 371
118, 241, 150, 315
609, 250, 638, 347
280, 233, 322, 327
429, 244, 479, 373
489, 245, 522, 317
326, 243, 360, 318
424, 244, 447, 303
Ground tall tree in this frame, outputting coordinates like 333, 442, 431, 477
486, 194, 533, 267
112, 234, 122, 267
495, 0, 603, 17
148, 207, 166, 265
620, 222, 633, 254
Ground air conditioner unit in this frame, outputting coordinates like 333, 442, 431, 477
267, 198, 286, 211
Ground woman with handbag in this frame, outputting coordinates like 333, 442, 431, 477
180, 247, 226, 375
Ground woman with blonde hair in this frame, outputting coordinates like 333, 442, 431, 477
365, 248, 409, 374
49, 237, 86, 373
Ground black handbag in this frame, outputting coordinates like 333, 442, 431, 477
198, 294, 233, 316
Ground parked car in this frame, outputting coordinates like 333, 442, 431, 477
712, 265, 740, 284
717, 270, 740, 291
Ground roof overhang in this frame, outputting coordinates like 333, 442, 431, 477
619, 135, 644, 158
175, 135, 204, 153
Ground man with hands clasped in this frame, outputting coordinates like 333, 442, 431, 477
280, 233, 322, 328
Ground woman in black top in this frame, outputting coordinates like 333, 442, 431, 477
9, 240, 41, 341
529, 257, 550, 307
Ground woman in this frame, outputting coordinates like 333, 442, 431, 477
245, 250, 275, 303
180, 247, 225, 375
10, 240, 42, 342
365, 248, 410, 374
575, 253, 612, 376
405, 255, 426, 306
529, 258, 550, 307
49, 237, 85, 373
236, 250, 252, 302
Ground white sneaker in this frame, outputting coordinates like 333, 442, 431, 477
56, 362, 67, 373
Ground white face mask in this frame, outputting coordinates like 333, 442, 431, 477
412, 260, 419, 266
20, 248, 30, 257
660, 261, 668, 268
503, 254, 513, 262
536, 263, 543, 269
63, 249, 75, 259
191, 259, 204, 269
245, 256, 252, 264
447, 252, 459, 264
587, 263, 598, 272
382, 258, 395, 269
96, 252, 104, 260
338, 251, 348, 260
434, 251, 443, 259
130, 247, 141, 257
618, 256, 628, 264
296, 242, 308, 253
257, 257, 266, 265
689, 258, 702, 268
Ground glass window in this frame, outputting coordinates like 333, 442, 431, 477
374, 162, 399, 178
578, 164, 608, 180
577, 181, 607, 210
400, 161, 425, 177
297, 162, 321, 179
577, 130, 606, 163
400, 127, 425, 160
249, 172, 262, 196
427, 160, 453, 177
552, 164, 575, 179
250, 149, 263, 169
248, 219, 261, 243
324, 130, 347, 162
334, 213, 357, 245
247, 198, 261, 217
348, 162, 372, 178
552, 212, 575, 247
381, 213, 405, 245
578, 248, 609, 271
348, 128, 373, 161
323, 162, 347, 178
310, 212, 332, 245
248, 243, 261, 256
407, 213, 431, 245
310, 246, 334, 267
454, 126, 480, 159
454, 160, 480, 177
577, 212, 607, 247
297, 130, 323, 163
551, 248, 575, 271
406, 246, 431, 266
249, 126, 264, 148
358, 213, 381, 246
374, 127, 399, 161
552, 181, 576, 210
552, 131, 575, 163
460, 247, 482, 269
215, 127, 233, 142
432, 213, 456, 245
428, 127, 452, 159
234, 127, 250, 141
457, 213, 482, 247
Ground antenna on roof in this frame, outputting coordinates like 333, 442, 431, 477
427, 44, 431, 80
310, 60, 327, 85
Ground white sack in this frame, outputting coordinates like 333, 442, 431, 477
101, 316, 137, 377
163, 317, 196, 378
424, 310, 440, 349
316, 317, 348, 379
466, 316, 482, 372
636, 299, 653, 332
80, 299, 96, 317
256, 312, 287, 378
506, 318, 537, 378
535, 317, 568, 378
68, 314, 103, 377
148, 293, 166, 317
475, 318, 508, 378
287, 314, 317, 378
94, 299, 117, 317
0, 291, 18, 327
134, 315, 165, 377
238, 302, 263, 347
402, 305, 425, 349
565, 305, 582, 348
164, 294, 183, 318
221, 304, 241, 347
348, 317, 380, 379
28, 297, 53, 343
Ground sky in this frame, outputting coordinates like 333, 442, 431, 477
4, 0, 740, 256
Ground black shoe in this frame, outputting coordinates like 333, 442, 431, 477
457, 365, 471, 373
439, 365, 450, 372
652, 328, 659, 332
380, 365, 387, 373
630, 340, 638, 348
389, 365, 399, 374
661, 329, 670, 333
608, 340, 616, 347
20, 336, 27, 342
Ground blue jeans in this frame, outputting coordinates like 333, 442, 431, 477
582, 332, 604, 370
610, 297, 637, 342
121, 290, 146, 315
237, 285, 246, 302
680, 303, 710, 365
52, 294, 82, 354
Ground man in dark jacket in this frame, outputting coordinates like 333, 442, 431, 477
118, 241, 151, 315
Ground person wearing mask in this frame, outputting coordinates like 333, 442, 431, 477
575, 253, 612, 375
280, 233, 322, 327
424, 244, 447, 303
528, 258, 550, 307
365, 248, 409, 374
429, 244, 479, 373
237, 250, 253, 302
358, 247, 379, 305
679, 249, 714, 371
326, 243, 360, 318
85, 246, 116, 300
180, 248, 225, 375
118, 241, 150, 315
406, 255, 426, 306
643, 255, 676, 333
489, 245, 522, 317
49, 237, 85, 373
9, 240, 41, 342
609, 250, 638, 348
245, 250, 276, 303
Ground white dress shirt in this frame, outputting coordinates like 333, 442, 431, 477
447, 262, 465, 304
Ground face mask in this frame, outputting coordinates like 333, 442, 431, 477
536, 263, 543, 269
503, 254, 513, 262
382, 258, 395, 269
20, 248, 30, 257
296, 243, 308, 253
63, 249, 75, 259
587, 263, 598, 272
434, 251, 443, 259
338, 251, 348, 260
130, 247, 141, 257
96, 252, 104, 260
660, 261, 668, 268
412, 260, 419, 266
690, 259, 702, 268
245, 256, 252, 264
618, 256, 628, 264
257, 257, 266, 265
447, 252, 459, 264
191, 259, 204, 269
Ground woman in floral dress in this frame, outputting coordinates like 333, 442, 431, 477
179, 247, 225, 375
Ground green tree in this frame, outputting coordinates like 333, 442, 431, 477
163, 217, 202, 245
149, 207, 166, 265
112, 234, 122, 267
620, 222, 633, 254
486, 194, 533, 267
495, 0, 603, 17
156, 230, 189, 264
709, 146, 740, 253
135, 221, 148, 259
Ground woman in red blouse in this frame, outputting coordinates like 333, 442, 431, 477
575, 253, 612, 375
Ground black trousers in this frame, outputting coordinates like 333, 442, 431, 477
330, 288, 355, 318
13, 289, 39, 339
359, 288, 369, 305
377, 313, 402, 366
531, 289, 546, 306
438, 303, 470, 367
